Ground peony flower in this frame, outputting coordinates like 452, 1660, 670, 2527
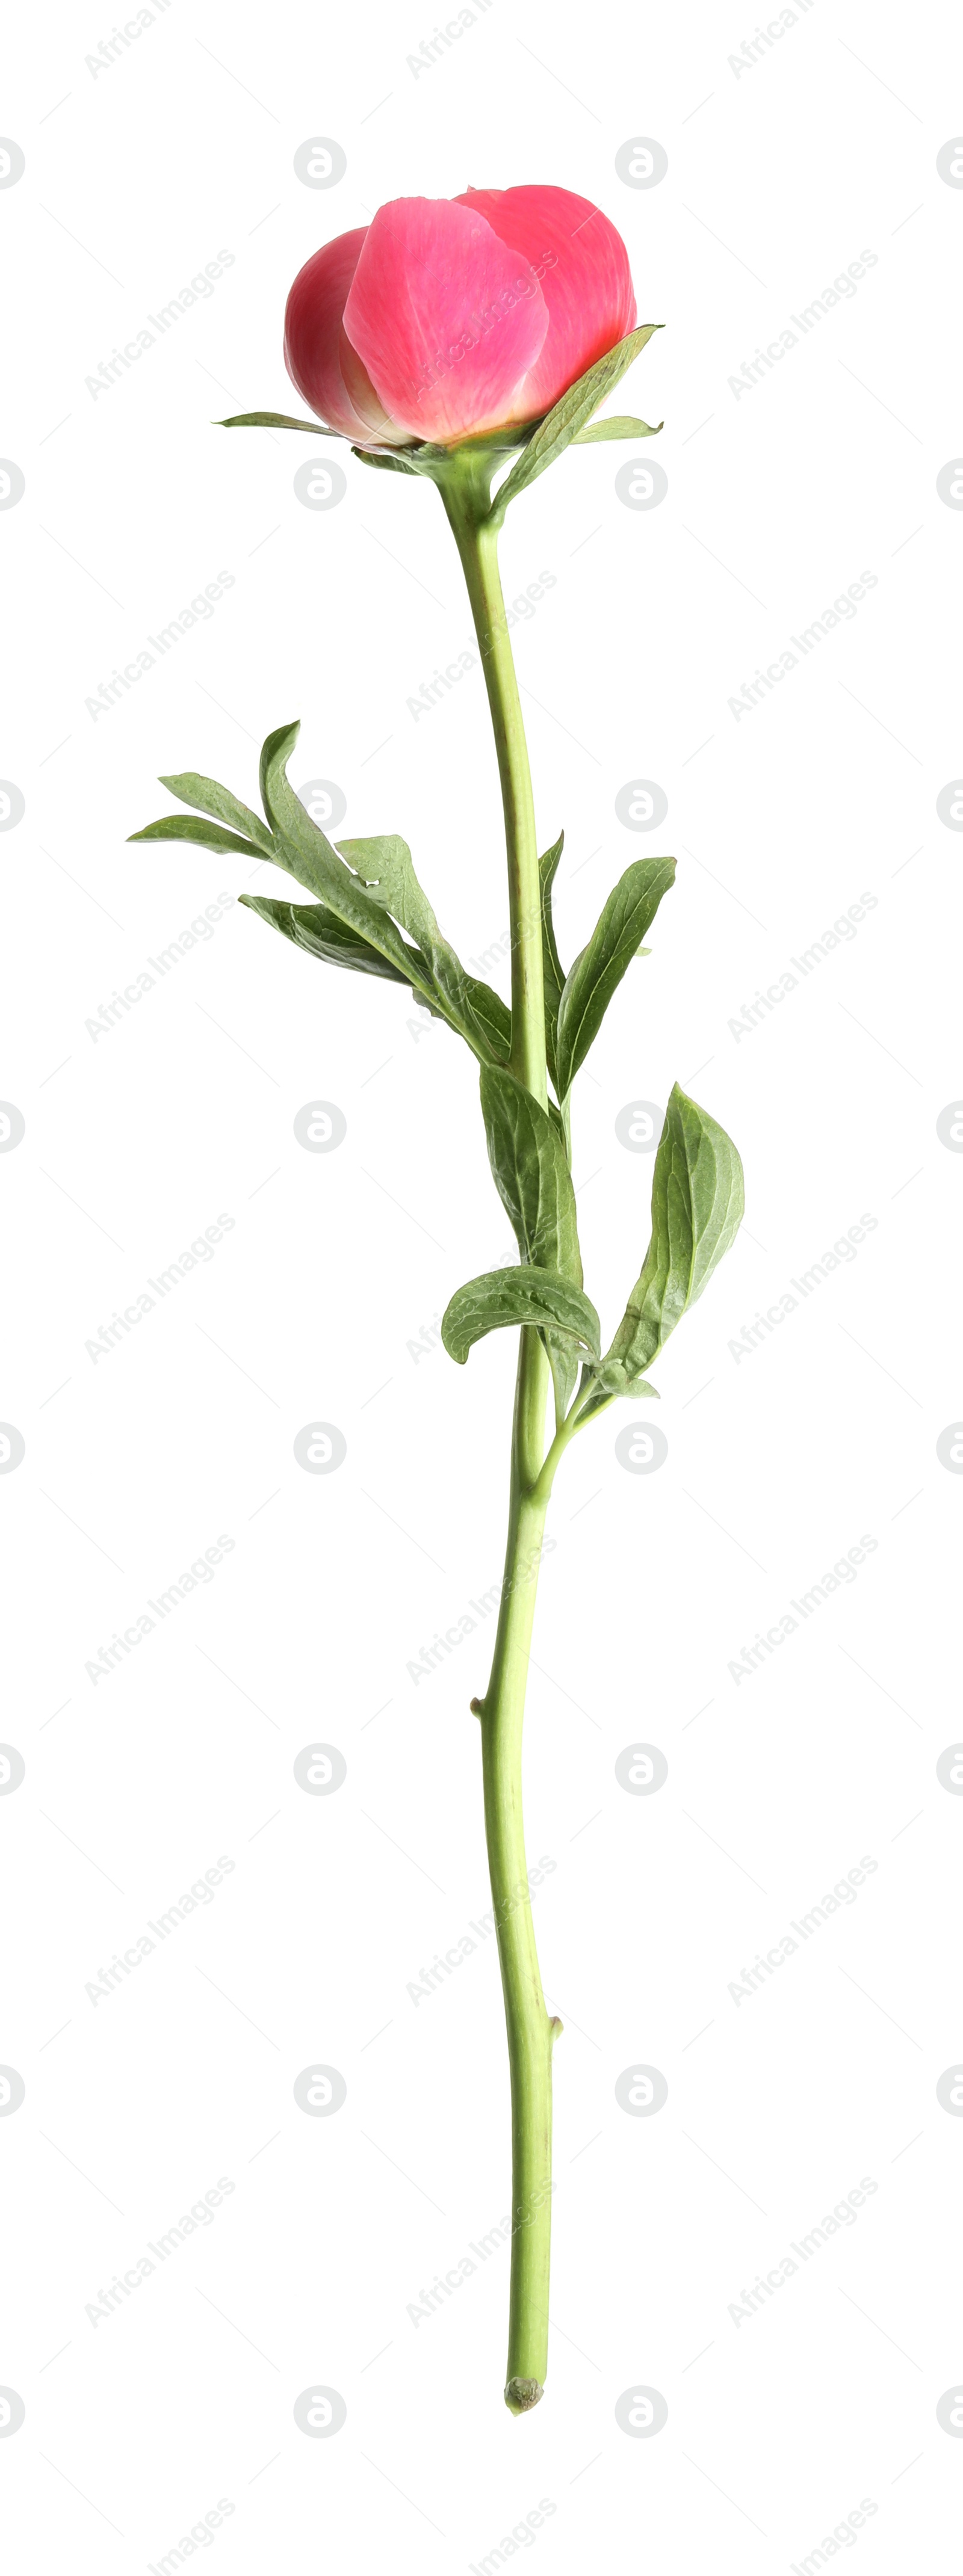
283, 186, 636, 450
134, 172, 740, 2422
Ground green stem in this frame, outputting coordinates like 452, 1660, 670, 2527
438, 455, 546, 1106
438, 452, 558, 2412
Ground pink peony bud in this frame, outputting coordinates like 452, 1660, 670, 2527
283, 186, 636, 450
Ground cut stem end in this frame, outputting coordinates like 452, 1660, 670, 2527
504, 2377, 544, 2415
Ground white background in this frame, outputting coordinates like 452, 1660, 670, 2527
3, 0, 961, 2566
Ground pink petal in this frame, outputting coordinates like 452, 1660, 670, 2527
285, 230, 396, 442
342, 197, 550, 443
457, 186, 636, 416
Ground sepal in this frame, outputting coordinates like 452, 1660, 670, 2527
571, 414, 663, 445
492, 325, 663, 514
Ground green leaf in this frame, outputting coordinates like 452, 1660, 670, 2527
255, 732, 510, 1062
336, 833, 509, 1063
218, 411, 336, 434
462, 976, 512, 1065
129, 813, 264, 859
156, 769, 276, 857
603, 1083, 744, 1379
550, 1343, 578, 1425
555, 857, 676, 1097
238, 895, 412, 984
493, 325, 662, 513
571, 414, 663, 445
478, 1064, 585, 1421
537, 833, 565, 1092
442, 1267, 600, 1366
478, 1066, 581, 1432
259, 721, 305, 845
257, 726, 444, 987
479, 1067, 583, 1282
539, 834, 566, 997
336, 833, 444, 947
